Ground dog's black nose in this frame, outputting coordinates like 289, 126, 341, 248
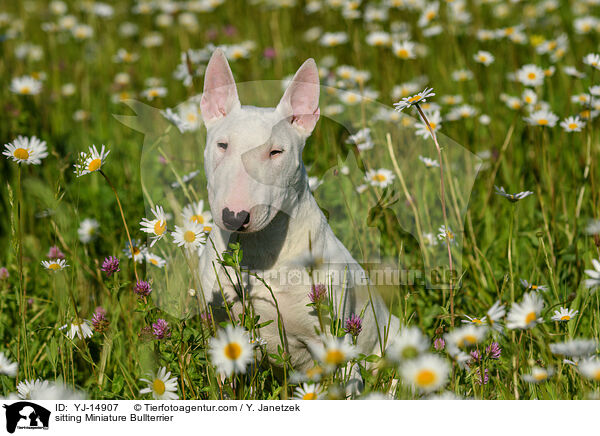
222, 208, 250, 231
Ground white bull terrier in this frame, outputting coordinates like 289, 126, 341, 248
197, 48, 400, 378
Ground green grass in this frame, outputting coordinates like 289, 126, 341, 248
1, 0, 600, 400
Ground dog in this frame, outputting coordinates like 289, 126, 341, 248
197, 48, 400, 377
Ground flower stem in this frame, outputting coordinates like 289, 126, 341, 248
99, 169, 139, 282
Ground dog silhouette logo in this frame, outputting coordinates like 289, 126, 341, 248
2, 402, 51, 433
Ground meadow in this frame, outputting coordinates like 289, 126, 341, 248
1, 0, 600, 401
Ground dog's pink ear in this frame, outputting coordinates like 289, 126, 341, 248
201, 49, 240, 125
277, 58, 320, 135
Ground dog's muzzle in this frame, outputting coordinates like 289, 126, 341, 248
222, 208, 250, 231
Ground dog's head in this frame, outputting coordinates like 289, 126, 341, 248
201, 49, 320, 233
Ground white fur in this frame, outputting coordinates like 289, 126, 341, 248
198, 49, 399, 372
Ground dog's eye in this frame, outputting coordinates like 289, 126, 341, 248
270, 149, 283, 158
217, 142, 228, 151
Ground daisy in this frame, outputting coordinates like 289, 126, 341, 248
320, 32, 348, 47
209, 325, 254, 377
584, 258, 600, 289
506, 292, 544, 330
560, 116, 585, 132
41, 258, 69, 272
418, 1, 439, 27
0, 352, 18, 376
437, 225, 455, 245
586, 220, 600, 235
522, 366, 554, 383
415, 110, 442, 138
418, 155, 439, 168
142, 87, 167, 101
182, 200, 213, 232
494, 186, 534, 202
516, 64, 545, 87
29, 381, 86, 400
446, 104, 478, 121
77, 218, 99, 244
461, 315, 487, 326
171, 221, 205, 250
519, 279, 549, 292
401, 353, 449, 393
522, 89, 537, 106
474, 50, 494, 66
486, 300, 506, 332
583, 53, 600, 70
451, 69, 473, 82
393, 41, 416, 59
123, 239, 146, 263
140, 367, 179, 400
140, 205, 168, 247
365, 168, 395, 188
444, 325, 488, 349
73, 144, 110, 176
578, 358, 600, 382
394, 87, 435, 112
293, 383, 322, 400
563, 66, 586, 78
60, 318, 94, 340
386, 326, 429, 361
145, 253, 166, 268
3, 136, 48, 165
525, 109, 559, 127
551, 307, 578, 322
17, 379, 50, 399
365, 31, 391, 47
346, 128, 374, 151
550, 339, 598, 358
10, 75, 42, 95
309, 336, 357, 371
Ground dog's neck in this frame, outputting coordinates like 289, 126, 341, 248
214, 181, 328, 271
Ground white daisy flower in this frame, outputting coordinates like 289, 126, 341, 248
394, 87, 435, 112
293, 383, 322, 400
393, 41, 417, 59
171, 221, 205, 250
519, 279, 549, 292
17, 379, 50, 399
578, 358, 600, 382
365, 168, 395, 188
418, 155, 440, 168
401, 353, 449, 393
145, 253, 166, 268
494, 186, 534, 202
584, 258, 600, 289
366, 31, 391, 47
309, 335, 357, 372
444, 325, 488, 349
560, 116, 585, 132
437, 225, 456, 245
0, 352, 18, 377
521, 366, 554, 383
77, 218, 99, 244
586, 220, 600, 235
3, 136, 48, 165
10, 75, 42, 95
182, 201, 213, 233
551, 307, 578, 322
140, 205, 168, 247
41, 258, 69, 272
73, 144, 110, 176
486, 300, 506, 332
386, 326, 429, 361
141, 86, 167, 101
583, 53, 600, 70
28, 381, 86, 400
522, 89, 537, 106
123, 239, 146, 263
140, 367, 179, 400
415, 110, 442, 138
208, 325, 254, 377
474, 50, 494, 66
461, 315, 487, 326
320, 32, 349, 46
516, 64, 545, 87
506, 292, 544, 330
60, 318, 94, 340
308, 176, 323, 192
524, 109, 558, 127
346, 128, 374, 151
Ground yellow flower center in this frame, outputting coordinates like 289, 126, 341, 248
153, 220, 166, 235
133, 247, 140, 255
426, 10, 436, 20
190, 214, 204, 224
472, 318, 482, 324
560, 315, 570, 321
416, 369, 436, 387
14, 148, 30, 160
186, 113, 197, 122
302, 392, 317, 400
525, 311, 537, 325
533, 372, 547, 381
594, 369, 600, 381
430, 122, 437, 129
537, 119, 548, 125
373, 174, 387, 182
153, 379, 166, 395
48, 263, 61, 270
568, 123, 578, 130
224, 342, 242, 360
325, 349, 345, 366
408, 95, 421, 103
397, 49, 409, 58
149, 89, 159, 97
346, 94, 358, 103
203, 226, 212, 232
150, 258, 158, 265
21, 86, 31, 94
88, 158, 102, 172
306, 366, 322, 379
183, 230, 196, 243
459, 334, 477, 347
